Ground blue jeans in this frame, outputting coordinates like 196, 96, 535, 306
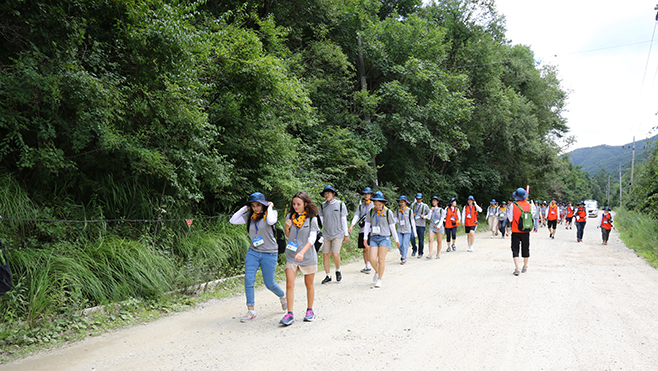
533, 217, 539, 231
370, 235, 391, 248
413, 226, 426, 255
398, 232, 411, 259
576, 222, 586, 240
244, 248, 284, 307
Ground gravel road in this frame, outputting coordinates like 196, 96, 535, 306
3, 219, 658, 370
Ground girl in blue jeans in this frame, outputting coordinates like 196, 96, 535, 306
395, 196, 416, 265
230, 192, 287, 322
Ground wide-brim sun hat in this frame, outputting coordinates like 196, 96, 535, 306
502, 201, 507, 205
603, 206, 610, 210
490, 199, 496, 204
512, 187, 527, 201
246, 192, 268, 207
415, 193, 423, 199
362, 187, 373, 194
431, 196, 440, 202
372, 191, 388, 204
449, 197, 457, 203
579, 200, 585, 205
398, 195, 409, 203
467, 195, 475, 201
320, 185, 338, 197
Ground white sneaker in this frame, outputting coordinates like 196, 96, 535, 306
467, 246, 473, 252
373, 272, 379, 283
280, 296, 287, 311
374, 279, 382, 288
240, 310, 256, 323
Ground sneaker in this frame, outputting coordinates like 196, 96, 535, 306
495, 232, 499, 236
400, 259, 406, 265
411, 252, 416, 257
435, 254, 440, 259
374, 279, 382, 288
513, 269, 520, 276
335, 271, 342, 282
426, 255, 432, 259
521, 266, 527, 273
280, 296, 287, 312
446, 246, 451, 252
417, 254, 423, 259
451, 244, 456, 251
321, 275, 332, 284
240, 310, 256, 323
280, 313, 294, 326
360, 267, 371, 274
303, 309, 316, 322
373, 272, 379, 283
467, 246, 473, 252
490, 235, 494, 239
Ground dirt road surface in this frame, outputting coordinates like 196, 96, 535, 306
3, 220, 658, 370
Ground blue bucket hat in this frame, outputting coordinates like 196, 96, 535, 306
467, 195, 475, 201
512, 188, 527, 201
415, 193, 423, 199
502, 201, 507, 205
398, 195, 409, 203
603, 206, 610, 210
320, 185, 338, 197
362, 187, 373, 194
246, 192, 268, 207
372, 191, 388, 204
490, 199, 496, 204
449, 197, 457, 204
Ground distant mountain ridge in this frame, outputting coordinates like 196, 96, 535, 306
567, 134, 658, 176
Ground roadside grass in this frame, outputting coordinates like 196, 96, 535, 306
615, 208, 658, 268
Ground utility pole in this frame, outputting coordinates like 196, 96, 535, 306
607, 174, 611, 206
357, 33, 378, 186
619, 163, 623, 207
630, 136, 636, 193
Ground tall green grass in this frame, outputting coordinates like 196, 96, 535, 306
615, 208, 658, 268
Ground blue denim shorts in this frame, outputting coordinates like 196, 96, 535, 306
370, 235, 391, 247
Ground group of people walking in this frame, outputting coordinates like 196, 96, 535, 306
230, 186, 614, 326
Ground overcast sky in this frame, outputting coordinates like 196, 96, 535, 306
426, 1, 658, 151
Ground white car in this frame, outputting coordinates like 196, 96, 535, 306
585, 200, 598, 218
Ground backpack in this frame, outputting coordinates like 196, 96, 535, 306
513, 202, 533, 232
246, 214, 286, 255
0, 240, 12, 295
369, 208, 393, 225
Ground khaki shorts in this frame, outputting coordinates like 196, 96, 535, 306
286, 262, 318, 275
322, 237, 343, 254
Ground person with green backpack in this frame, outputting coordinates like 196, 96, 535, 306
507, 188, 532, 276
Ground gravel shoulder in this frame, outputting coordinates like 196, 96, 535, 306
3, 220, 658, 371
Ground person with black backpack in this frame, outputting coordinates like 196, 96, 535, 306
280, 191, 320, 326
507, 188, 532, 276
230, 192, 287, 323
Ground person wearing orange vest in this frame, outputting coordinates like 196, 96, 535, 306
462, 196, 482, 252
575, 201, 587, 242
564, 201, 575, 230
597, 206, 614, 245
507, 188, 531, 276
444, 198, 460, 252
546, 198, 561, 239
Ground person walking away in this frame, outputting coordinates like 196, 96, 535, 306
597, 206, 613, 245
565, 202, 574, 230
546, 198, 560, 239
411, 193, 430, 258
229, 192, 287, 322
395, 195, 416, 265
507, 188, 531, 276
280, 192, 320, 326
318, 185, 349, 284
427, 196, 446, 259
363, 191, 400, 288
444, 198, 460, 251
575, 201, 587, 242
497, 201, 508, 239
487, 200, 499, 238
349, 187, 375, 273
462, 196, 482, 252
531, 201, 540, 232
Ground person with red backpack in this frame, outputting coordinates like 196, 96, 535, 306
507, 188, 532, 276
462, 196, 482, 252
575, 201, 588, 242
597, 206, 614, 245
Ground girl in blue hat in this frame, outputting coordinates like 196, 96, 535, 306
487, 200, 499, 238
497, 201, 508, 239
230, 192, 287, 322
363, 191, 400, 288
